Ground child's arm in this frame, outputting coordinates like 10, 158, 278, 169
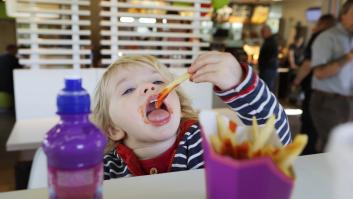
214, 64, 291, 145
189, 52, 291, 145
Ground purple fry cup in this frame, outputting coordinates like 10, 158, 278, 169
199, 111, 294, 199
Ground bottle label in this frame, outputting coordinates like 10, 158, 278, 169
57, 169, 94, 187
48, 163, 103, 199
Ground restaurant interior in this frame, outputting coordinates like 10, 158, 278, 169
0, 0, 352, 198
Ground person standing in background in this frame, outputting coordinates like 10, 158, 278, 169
258, 25, 279, 92
310, 0, 353, 152
287, 35, 305, 105
293, 14, 336, 155
288, 35, 305, 71
0, 44, 23, 98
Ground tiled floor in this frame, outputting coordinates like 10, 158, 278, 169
0, 101, 302, 193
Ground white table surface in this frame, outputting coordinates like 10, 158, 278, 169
6, 117, 59, 151
0, 153, 334, 199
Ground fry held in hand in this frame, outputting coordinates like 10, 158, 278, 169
208, 114, 308, 178
155, 72, 190, 109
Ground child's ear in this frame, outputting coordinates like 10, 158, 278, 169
107, 127, 125, 141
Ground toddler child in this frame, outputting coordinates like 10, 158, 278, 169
92, 51, 291, 179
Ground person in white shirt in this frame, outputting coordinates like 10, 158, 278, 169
310, 0, 353, 152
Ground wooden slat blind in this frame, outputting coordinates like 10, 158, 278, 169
99, 0, 211, 67
9, 0, 212, 68
14, 0, 91, 69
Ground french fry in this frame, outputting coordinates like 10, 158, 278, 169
216, 114, 226, 139
207, 113, 308, 179
155, 73, 190, 108
273, 134, 308, 177
210, 134, 222, 154
216, 114, 237, 147
252, 145, 278, 158
252, 115, 275, 152
278, 164, 293, 177
251, 116, 259, 144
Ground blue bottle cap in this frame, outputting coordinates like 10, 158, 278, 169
57, 76, 90, 114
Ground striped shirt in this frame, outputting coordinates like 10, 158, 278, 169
103, 64, 291, 180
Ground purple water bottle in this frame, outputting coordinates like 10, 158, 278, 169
42, 76, 107, 199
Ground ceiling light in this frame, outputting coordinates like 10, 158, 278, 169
120, 17, 134, 23
138, 17, 156, 24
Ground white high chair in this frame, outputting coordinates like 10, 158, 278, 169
27, 147, 48, 189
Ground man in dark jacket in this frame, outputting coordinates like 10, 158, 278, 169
258, 25, 279, 92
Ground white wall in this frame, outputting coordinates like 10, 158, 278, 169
14, 68, 213, 120
281, 0, 323, 45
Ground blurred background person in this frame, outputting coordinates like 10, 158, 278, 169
0, 44, 23, 110
310, 0, 353, 152
287, 34, 305, 105
288, 35, 305, 71
293, 14, 336, 155
258, 25, 279, 92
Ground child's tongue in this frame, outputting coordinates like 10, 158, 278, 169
147, 109, 170, 123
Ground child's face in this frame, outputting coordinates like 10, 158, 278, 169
108, 63, 182, 149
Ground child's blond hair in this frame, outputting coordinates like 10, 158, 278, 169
92, 55, 198, 153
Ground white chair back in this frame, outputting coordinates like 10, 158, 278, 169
14, 68, 213, 120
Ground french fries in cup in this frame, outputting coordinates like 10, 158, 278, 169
199, 111, 307, 199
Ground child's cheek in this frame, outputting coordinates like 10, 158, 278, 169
165, 102, 174, 115
167, 92, 179, 113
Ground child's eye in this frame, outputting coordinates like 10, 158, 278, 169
122, 88, 135, 95
153, 80, 164, 85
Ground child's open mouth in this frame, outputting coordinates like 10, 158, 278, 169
145, 95, 171, 126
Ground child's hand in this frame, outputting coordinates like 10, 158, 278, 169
188, 51, 244, 91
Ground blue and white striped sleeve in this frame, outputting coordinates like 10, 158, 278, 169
214, 64, 292, 145
185, 124, 204, 170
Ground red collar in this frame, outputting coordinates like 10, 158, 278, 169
115, 119, 197, 176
